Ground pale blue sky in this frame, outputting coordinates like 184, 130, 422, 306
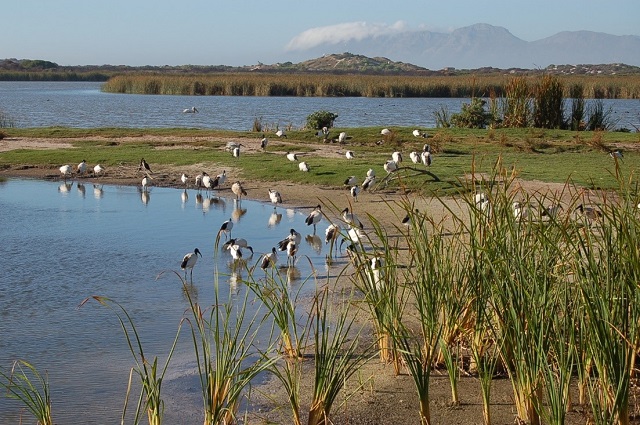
4, 0, 638, 66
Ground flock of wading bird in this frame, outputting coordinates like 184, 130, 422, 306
55, 129, 638, 283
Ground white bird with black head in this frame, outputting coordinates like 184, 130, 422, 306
261, 247, 279, 270
269, 189, 282, 208
181, 248, 202, 280
305, 204, 323, 233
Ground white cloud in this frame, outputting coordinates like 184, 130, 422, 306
286, 21, 409, 51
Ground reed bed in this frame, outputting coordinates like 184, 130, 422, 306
101, 73, 640, 99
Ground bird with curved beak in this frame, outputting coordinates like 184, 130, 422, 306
181, 248, 202, 280
305, 205, 323, 234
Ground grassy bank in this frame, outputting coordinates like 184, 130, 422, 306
1, 127, 638, 195
101, 73, 640, 98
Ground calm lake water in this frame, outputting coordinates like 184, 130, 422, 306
0, 178, 347, 424
1, 81, 639, 130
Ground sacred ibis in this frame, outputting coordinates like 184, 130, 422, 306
181, 248, 202, 280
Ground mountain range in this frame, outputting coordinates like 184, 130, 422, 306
291, 23, 640, 70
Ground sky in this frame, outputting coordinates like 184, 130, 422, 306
3, 0, 639, 67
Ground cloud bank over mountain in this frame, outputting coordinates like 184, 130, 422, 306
285, 23, 640, 69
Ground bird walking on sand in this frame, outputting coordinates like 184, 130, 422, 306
350, 186, 360, 202
269, 189, 282, 208
181, 248, 202, 280
93, 164, 105, 178
139, 158, 152, 174
77, 160, 87, 176
59, 164, 72, 181
260, 135, 268, 150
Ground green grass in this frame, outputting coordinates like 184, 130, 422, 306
1, 127, 638, 195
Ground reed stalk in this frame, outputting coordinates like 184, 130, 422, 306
80, 296, 181, 425
307, 286, 371, 425
244, 260, 314, 425
349, 212, 405, 373
0, 360, 53, 425
178, 267, 275, 425
567, 173, 640, 425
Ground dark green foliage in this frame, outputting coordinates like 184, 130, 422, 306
533, 75, 565, 129
569, 84, 585, 131
586, 99, 615, 131
451, 98, 493, 129
306, 110, 338, 130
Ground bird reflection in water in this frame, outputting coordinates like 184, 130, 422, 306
285, 265, 301, 286
286, 208, 296, 220
141, 191, 150, 205
77, 183, 86, 198
229, 271, 242, 294
181, 280, 199, 304
181, 189, 188, 207
195, 193, 204, 209
232, 200, 247, 222
58, 181, 73, 194
93, 184, 103, 199
268, 211, 282, 228
305, 234, 322, 254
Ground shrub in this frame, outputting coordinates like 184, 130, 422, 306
306, 110, 338, 130
451, 98, 492, 129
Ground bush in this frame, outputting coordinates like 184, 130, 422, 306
306, 110, 338, 130
451, 98, 492, 129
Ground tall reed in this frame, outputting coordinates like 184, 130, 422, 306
349, 213, 405, 373
307, 286, 371, 425
244, 261, 313, 425
178, 266, 275, 425
80, 296, 181, 425
0, 360, 53, 425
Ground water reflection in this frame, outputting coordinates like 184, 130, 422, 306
141, 190, 150, 205
268, 211, 282, 228
58, 181, 73, 193
181, 189, 188, 206
1, 179, 336, 424
285, 265, 301, 286
305, 234, 322, 254
232, 199, 247, 222
77, 182, 86, 198
93, 184, 104, 199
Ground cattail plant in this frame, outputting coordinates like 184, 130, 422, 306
0, 360, 53, 425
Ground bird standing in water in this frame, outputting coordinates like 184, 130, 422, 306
181, 248, 202, 281
305, 205, 323, 233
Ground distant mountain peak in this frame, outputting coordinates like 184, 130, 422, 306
285, 23, 640, 69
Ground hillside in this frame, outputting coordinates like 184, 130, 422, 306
2, 53, 640, 81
